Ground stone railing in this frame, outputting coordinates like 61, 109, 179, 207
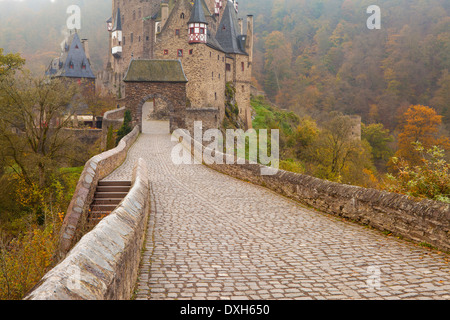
25, 158, 150, 300
174, 130, 450, 252
59, 125, 140, 256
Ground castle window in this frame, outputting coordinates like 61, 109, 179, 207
131, 33, 134, 43
226, 63, 231, 71
189, 49, 193, 55
133, 11, 136, 20
123, 36, 126, 45
199, 27, 205, 34
175, 29, 180, 36
146, 36, 149, 41
177, 49, 183, 57
241, 62, 245, 72
164, 49, 169, 55
215, 92, 217, 100
180, 13, 185, 19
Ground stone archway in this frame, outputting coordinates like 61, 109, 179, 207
137, 93, 175, 134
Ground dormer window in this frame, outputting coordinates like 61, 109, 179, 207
81, 62, 87, 70
69, 61, 74, 69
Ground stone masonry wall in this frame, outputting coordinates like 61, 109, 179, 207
101, 107, 126, 150
59, 126, 140, 256
185, 108, 220, 135
175, 130, 450, 252
25, 158, 150, 300
154, 0, 226, 113
123, 81, 187, 132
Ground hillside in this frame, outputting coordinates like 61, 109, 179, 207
238, 0, 450, 132
0, 0, 449, 133
0, 0, 110, 75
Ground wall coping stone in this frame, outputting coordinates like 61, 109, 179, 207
59, 125, 140, 256
25, 158, 150, 300
174, 129, 450, 252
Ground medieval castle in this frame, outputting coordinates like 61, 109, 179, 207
46, 0, 254, 132
97, 0, 254, 131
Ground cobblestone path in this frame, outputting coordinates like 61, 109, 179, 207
105, 123, 450, 300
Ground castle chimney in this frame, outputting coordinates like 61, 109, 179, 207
81, 39, 90, 62
238, 18, 243, 34
246, 15, 254, 64
161, 3, 169, 28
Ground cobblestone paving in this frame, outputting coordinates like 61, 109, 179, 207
105, 123, 450, 300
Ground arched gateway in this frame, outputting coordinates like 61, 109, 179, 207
122, 59, 188, 133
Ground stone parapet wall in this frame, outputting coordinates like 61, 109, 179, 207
59, 126, 140, 256
175, 130, 450, 252
101, 107, 126, 150
25, 158, 150, 300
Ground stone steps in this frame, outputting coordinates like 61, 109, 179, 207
88, 180, 131, 227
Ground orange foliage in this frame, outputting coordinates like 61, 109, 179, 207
396, 105, 450, 165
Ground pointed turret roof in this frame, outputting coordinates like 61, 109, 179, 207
113, 8, 122, 31
46, 33, 95, 79
188, 0, 208, 24
215, 0, 246, 55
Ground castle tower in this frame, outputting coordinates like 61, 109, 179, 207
188, 0, 208, 44
214, 0, 223, 16
111, 8, 123, 58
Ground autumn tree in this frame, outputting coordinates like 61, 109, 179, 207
0, 48, 25, 77
431, 69, 450, 130
362, 123, 394, 170
395, 105, 449, 166
388, 143, 450, 203
263, 31, 293, 100
308, 113, 374, 185
82, 85, 116, 125
0, 73, 80, 189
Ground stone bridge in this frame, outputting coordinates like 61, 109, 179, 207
26, 120, 449, 300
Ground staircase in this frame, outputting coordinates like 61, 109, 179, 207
88, 180, 132, 227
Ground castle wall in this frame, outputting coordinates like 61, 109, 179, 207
100, 0, 253, 131
123, 81, 187, 133
154, 0, 226, 117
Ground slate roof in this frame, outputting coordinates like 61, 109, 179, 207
113, 8, 122, 31
123, 60, 188, 83
215, 0, 247, 55
46, 32, 96, 79
188, 0, 208, 24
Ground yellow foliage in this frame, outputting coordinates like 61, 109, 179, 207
0, 223, 60, 300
